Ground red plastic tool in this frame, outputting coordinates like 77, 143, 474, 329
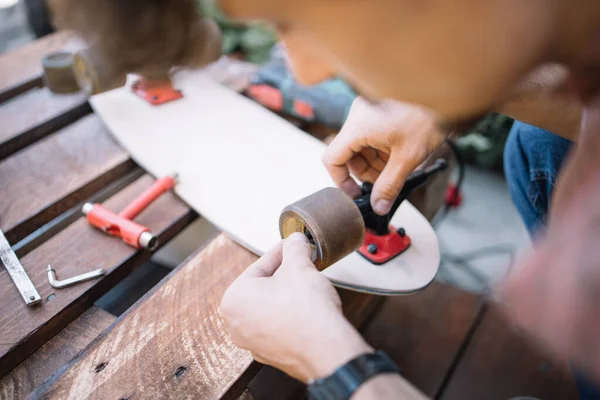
132, 78, 183, 106
358, 226, 411, 265
82, 176, 177, 250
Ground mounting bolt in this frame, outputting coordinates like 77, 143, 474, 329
397, 228, 406, 237
367, 244, 378, 254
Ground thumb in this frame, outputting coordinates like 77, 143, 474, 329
371, 151, 418, 215
280, 232, 313, 271
240, 241, 283, 278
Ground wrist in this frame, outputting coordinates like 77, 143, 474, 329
301, 316, 373, 382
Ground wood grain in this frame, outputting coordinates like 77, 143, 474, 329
0, 88, 90, 161
0, 174, 195, 379
439, 304, 579, 400
361, 281, 484, 398
32, 234, 258, 400
0, 306, 115, 400
0, 114, 135, 244
30, 234, 382, 399
0, 32, 74, 104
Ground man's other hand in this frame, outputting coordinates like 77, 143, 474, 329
220, 233, 371, 383
322, 97, 448, 215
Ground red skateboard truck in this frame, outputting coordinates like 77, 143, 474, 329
355, 159, 448, 264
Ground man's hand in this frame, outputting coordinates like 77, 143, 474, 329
322, 97, 448, 215
220, 233, 372, 383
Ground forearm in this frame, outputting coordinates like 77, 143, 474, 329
497, 64, 582, 141
302, 316, 429, 400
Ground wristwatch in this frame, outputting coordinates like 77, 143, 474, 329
306, 350, 402, 400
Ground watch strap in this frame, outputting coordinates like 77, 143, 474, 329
307, 350, 401, 400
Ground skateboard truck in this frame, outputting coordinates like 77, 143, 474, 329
132, 77, 183, 106
279, 159, 448, 270
82, 175, 177, 250
354, 159, 448, 264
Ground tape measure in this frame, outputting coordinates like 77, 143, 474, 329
41, 51, 80, 94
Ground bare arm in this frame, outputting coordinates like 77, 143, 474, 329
497, 64, 582, 141
352, 375, 429, 399
301, 320, 429, 400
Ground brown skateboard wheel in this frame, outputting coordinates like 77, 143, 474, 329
72, 49, 126, 96
42, 51, 80, 94
279, 187, 365, 271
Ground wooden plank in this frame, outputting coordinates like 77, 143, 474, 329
0, 306, 115, 400
0, 174, 195, 379
31, 235, 258, 400
0, 32, 74, 103
439, 304, 579, 400
360, 281, 484, 398
0, 114, 135, 244
0, 88, 90, 161
31, 234, 382, 400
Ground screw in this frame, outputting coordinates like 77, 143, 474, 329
47, 294, 56, 301
397, 228, 406, 237
367, 244, 378, 254
29, 296, 35, 301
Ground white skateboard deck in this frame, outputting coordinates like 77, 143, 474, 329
90, 70, 440, 295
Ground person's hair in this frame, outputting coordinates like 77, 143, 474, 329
49, 0, 221, 79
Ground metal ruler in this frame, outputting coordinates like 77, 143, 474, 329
0, 228, 41, 306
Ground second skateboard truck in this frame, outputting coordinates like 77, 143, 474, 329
82, 175, 177, 250
279, 159, 448, 270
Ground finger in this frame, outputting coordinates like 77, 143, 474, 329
371, 150, 419, 215
360, 148, 386, 173
322, 135, 362, 198
376, 150, 390, 163
277, 232, 314, 273
348, 158, 381, 185
240, 241, 284, 278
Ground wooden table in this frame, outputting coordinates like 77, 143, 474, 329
0, 32, 579, 400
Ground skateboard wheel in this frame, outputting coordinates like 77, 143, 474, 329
42, 51, 80, 94
72, 49, 126, 96
279, 187, 365, 271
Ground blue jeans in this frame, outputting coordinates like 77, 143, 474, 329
504, 121, 600, 400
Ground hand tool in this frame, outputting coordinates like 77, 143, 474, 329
280, 159, 448, 270
0, 228, 41, 306
82, 175, 177, 250
245, 44, 357, 128
47, 265, 105, 289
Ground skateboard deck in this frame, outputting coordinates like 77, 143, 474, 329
90, 70, 440, 295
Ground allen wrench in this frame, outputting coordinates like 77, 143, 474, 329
47, 265, 105, 289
